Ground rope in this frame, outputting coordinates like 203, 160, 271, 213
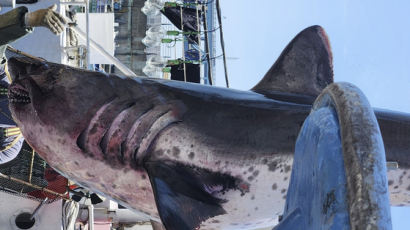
63, 200, 80, 230
28, 149, 35, 183
1, 133, 23, 152
4, 63, 12, 83
5, 127, 21, 137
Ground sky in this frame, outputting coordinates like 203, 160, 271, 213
215, 0, 410, 114
215, 1, 410, 229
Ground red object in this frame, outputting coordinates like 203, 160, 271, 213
28, 167, 69, 200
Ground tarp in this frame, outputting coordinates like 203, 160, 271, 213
161, 6, 200, 43
170, 63, 200, 83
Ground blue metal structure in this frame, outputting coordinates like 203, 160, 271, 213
181, 0, 215, 85
275, 83, 392, 230
202, 0, 215, 85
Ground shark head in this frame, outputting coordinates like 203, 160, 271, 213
7, 57, 185, 218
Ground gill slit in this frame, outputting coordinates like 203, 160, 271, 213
132, 109, 171, 163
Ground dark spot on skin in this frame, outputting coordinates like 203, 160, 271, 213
404, 171, 407, 175
394, 185, 399, 189
112, 184, 117, 189
190, 144, 194, 148
109, 147, 116, 153
86, 172, 95, 178
86, 152, 95, 158
272, 183, 277, 190
172, 147, 180, 158
142, 187, 147, 191
407, 185, 410, 191
253, 170, 259, 177
211, 220, 220, 223
231, 223, 238, 226
165, 138, 168, 142
154, 149, 164, 156
247, 214, 250, 217
142, 174, 146, 180
268, 161, 278, 171
247, 176, 254, 181
251, 195, 255, 200
89, 126, 98, 135
281, 189, 286, 194
243, 171, 247, 175
280, 169, 284, 173
248, 167, 254, 172
225, 161, 229, 165
388, 180, 394, 186
74, 161, 79, 166
254, 207, 258, 211
166, 149, 170, 154
215, 161, 221, 165
284, 177, 288, 181
282, 195, 287, 199
285, 165, 291, 173
262, 159, 268, 164
188, 152, 195, 160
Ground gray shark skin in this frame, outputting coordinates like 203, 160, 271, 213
6, 26, 410, 230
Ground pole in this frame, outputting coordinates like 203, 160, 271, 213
180, 6, 187, 82
88, 204, 94, 230
85, 0, 90, 69
215, 0, 229, 88
195, 0, 202, 84
202, 5, 213, 85
69, 26, 138, 77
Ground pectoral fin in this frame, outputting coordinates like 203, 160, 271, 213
144, 161, 238, 230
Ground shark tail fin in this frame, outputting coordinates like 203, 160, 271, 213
252, 25, 334, 98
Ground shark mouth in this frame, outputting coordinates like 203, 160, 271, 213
8, 83, 31, 104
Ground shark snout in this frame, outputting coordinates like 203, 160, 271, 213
8, 57, 49, 81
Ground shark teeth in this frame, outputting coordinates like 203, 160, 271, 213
8, 85, 31, 105
9, 98, 31, 103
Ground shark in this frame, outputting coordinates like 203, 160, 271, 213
6, 26, 410, 230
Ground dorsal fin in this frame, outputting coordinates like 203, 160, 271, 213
252, 25, 334, 97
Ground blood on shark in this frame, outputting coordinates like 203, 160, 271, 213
7, 26, 410, 230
